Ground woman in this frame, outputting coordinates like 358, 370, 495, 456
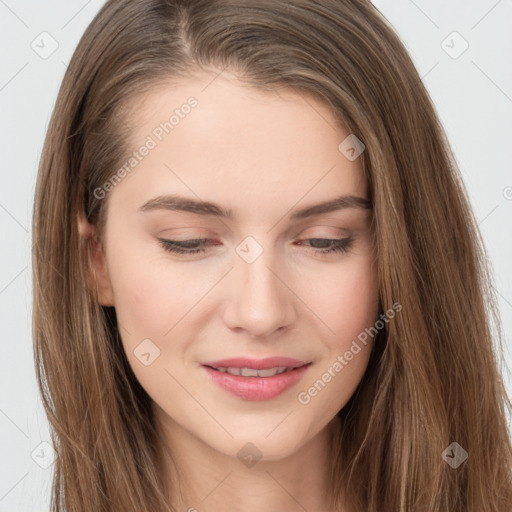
32, 0, 512, 510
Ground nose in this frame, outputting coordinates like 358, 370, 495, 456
222, 247, 297, 338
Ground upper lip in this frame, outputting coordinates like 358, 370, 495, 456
201, 357, 310, 370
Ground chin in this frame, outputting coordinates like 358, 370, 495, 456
205, 427, 310, 463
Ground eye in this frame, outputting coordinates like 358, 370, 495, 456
158, 236, 354, 256
158, 238, 212, 254
294, 236, 354, 255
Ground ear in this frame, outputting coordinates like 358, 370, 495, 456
77, 215, 115, 306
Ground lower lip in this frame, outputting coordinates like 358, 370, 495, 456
201, 364, 311, 401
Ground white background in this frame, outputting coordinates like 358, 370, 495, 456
0, 1, 511, 510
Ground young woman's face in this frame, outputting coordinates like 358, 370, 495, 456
93, 71, 379, 461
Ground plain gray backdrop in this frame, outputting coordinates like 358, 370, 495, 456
1, 1, 511, 510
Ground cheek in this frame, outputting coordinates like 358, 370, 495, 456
111, 267, 171, 334
104, 245, 185, 345
106, 256, 205, 389
303, 254, 379, 345
104, 222, 212, 330
295, 259, 378, 418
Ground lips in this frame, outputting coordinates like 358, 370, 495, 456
201, 356, 309, 370
200, 357, 311, 401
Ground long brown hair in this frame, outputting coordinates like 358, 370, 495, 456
32, 0, 512, 510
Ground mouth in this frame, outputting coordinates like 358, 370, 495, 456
200, 358, 312, 401
203, 365, 305, 377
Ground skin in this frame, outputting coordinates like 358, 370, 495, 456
80, 69, 379, 512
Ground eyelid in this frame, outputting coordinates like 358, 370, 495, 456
157, 235, 355, 257
289, 225, 351, 242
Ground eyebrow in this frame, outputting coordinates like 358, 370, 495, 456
138, 193, 371, 220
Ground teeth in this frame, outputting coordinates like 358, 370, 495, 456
240, 368, 258, 377
256, 367, 287, 377
215, 366, 290, 377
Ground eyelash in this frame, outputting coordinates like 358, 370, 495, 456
157, 237, 354, 256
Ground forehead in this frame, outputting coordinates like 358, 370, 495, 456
110, 70, 368, 218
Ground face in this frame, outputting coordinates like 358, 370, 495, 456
86, 70, 379, 462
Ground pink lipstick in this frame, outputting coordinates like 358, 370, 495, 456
200, 357, 311, 401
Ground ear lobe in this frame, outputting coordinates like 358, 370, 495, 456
77, 215, 115, 306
